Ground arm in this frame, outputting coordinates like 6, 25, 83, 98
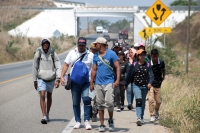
148, 65, 154, 89
60, 63, 69, 86
162, 68, 166, 80
90, 64, 97, 91
32, 52, 39, 90
54, 53, 61, 88
113, 61, 120, 88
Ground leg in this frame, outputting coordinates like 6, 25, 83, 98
47, 92, 52, 114
133, 84, 142, 119
141, 87, 148, 120
82, 82, 91, 122
154, 88, 161, 112
120, 85, 125, 105
126, 84, 132, 105
95, 84, 106, 125
71, 82, 81, 123
40, 90, 46, 117
148, 87, 155, 116
114, 87, 121, 111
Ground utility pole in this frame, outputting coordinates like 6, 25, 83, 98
164, 20, 166, 48
150, 20, 153, 50
186, 0, 191, 74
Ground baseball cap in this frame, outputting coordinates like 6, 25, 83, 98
134, 43, 139, 47
138, 42, 145, 47
93, 37, 107, 45
78, 37, 87, 45
113, 42, 120, 48
41, 39, 50, 45
137, 49, 147, 55
90, 43, 96, 49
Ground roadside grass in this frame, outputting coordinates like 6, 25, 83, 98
0, 32, 76, 64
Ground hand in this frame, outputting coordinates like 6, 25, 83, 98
124, 86, 127, 90
90, 84, 94, 92
55, 80, 60, 88
147, 84, 152, 89
113, 81, 119, 88
34, 81, 37, 90
60, 77, 65, 86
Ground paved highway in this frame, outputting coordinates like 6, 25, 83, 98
0, 33, 117, 133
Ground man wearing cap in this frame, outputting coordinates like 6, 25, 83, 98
90, 43, 98, 54
32, 39, 61, 124
112, 42, 121, 54
60, 37, 94, 130
90, 37, 120, 132
125, 49, 154, 126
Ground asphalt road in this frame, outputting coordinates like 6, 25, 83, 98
0, 33, 117, 133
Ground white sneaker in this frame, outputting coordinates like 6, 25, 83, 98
141, 119, 145, 124
150, 116, 155, 122
116, 108, 121, 112
136, 118, 142, 126
85, 120, 92, 130
74, 122, 81, 129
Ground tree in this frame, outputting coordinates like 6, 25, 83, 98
170, 0, 197, 6
109, 19, 131, 33
92, 19, 110, 29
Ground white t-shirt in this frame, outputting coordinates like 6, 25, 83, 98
64, 47, 94, 80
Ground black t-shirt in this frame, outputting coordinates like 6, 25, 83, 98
151, 59, 165, 88
119, 61, 129, 85
133, 63, 148, 87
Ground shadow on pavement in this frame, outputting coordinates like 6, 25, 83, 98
49, 119, 69, 122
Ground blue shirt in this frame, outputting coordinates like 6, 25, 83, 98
93, 49, 118, 85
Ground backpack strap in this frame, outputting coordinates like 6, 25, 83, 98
71, 53, 87, 67
98, 52, 113, 70
37, 49, 55, 70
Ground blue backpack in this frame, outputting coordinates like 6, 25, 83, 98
70, 53, 89, 84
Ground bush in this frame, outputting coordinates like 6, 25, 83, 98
6, 41, 20, 56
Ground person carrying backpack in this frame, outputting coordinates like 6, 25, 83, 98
148, 49, 166, 122
32, 39, 61, 124
60, 37, 94, 130
125, 49, 154, 126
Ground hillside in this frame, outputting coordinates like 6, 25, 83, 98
0, 0, 76, 64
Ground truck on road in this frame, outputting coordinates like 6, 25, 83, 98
96, 26, 103, 34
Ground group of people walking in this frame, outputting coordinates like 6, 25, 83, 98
32, 36, 165, 132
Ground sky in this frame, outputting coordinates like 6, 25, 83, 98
67, 0, 175, 6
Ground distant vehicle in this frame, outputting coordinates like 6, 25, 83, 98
103, 29, 108, 33
103, 34, 110, 42
96, 26, 103, 34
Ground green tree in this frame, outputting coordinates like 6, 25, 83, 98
92, 19, 110, 29
170, 0, 197, 6
109, 19, 131, 33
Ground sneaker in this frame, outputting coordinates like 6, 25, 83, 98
150, 116, 155, 122
41, 116, 47, 124
92, 115, 97, 122
46, 113, 50, 121
99, 124, 106, 132
141, 119, 145, 124
136, 118, 142, 126
108, 119, 115, 131
74, 122, 81, 129
116, 108, 121, 112
127, 104, 132, 110
85, 120, 92, 130
155, 111, 159, 120
121, 104, 124, 110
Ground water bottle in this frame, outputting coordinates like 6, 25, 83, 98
64, 74, 68, 85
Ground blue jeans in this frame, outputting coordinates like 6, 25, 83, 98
126, 84, 134, 105
133, 84, 148, 119
71, 82, 91, 122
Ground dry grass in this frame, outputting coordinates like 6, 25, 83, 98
156, 12, 200, 133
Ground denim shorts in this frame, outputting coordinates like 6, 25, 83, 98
37, 79, 55, 93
